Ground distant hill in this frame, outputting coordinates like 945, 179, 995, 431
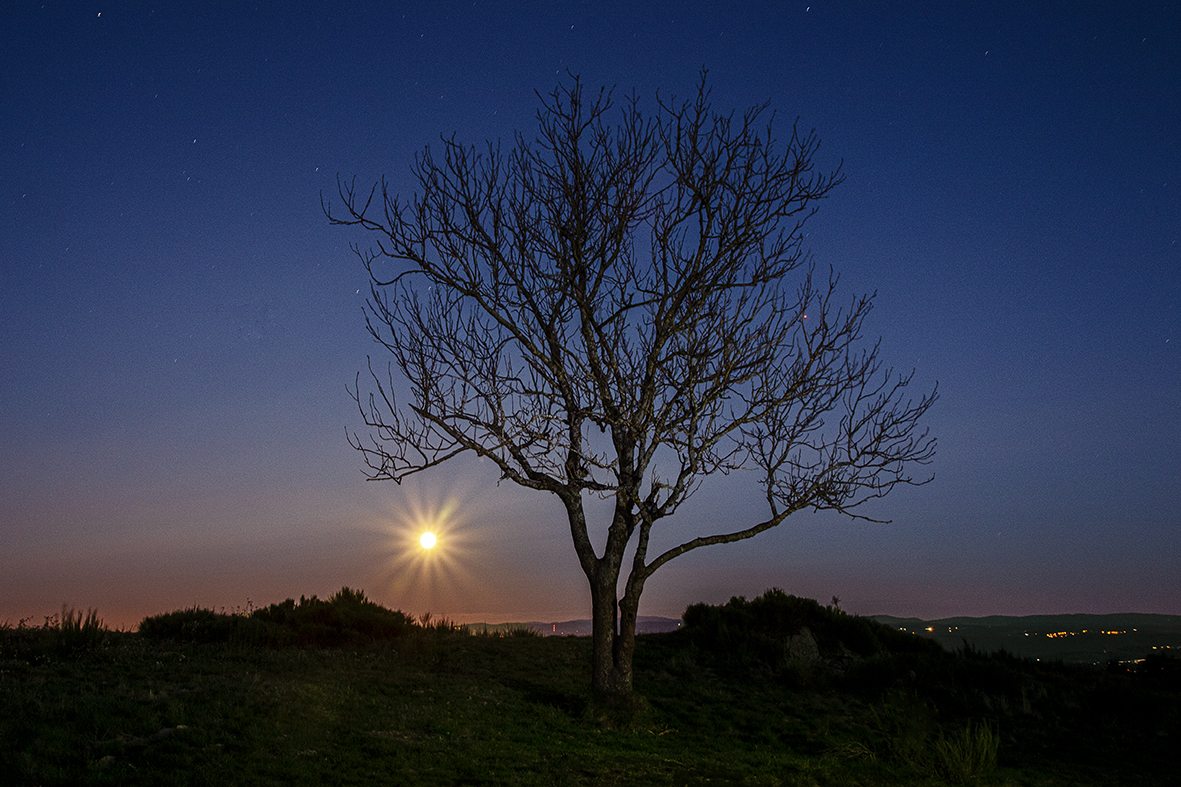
468, 610, 1181, 661
871, 612, 1181, 664
464, 616, 682, 637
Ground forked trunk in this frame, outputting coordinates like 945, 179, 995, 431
589, 572, 635, 698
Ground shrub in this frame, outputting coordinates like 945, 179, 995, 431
139, 588, 422, 647
680, 588, 942, 678
138, 607, 242, 644
245, 589, 417, 645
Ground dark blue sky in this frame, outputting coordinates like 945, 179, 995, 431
3, 2, 1178, 629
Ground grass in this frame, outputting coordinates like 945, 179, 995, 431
2, 590, 1178, 786
0, 643, 902, 786
932, 723, 1001, 784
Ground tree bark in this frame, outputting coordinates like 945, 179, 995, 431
613, 590, 639, 689
589, 569, 633, 697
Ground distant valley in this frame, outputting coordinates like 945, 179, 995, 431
468, 611, 1181, 665
871, 612, 1181, 664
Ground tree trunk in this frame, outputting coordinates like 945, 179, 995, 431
614, 591, 639, 689
589, 567, 633, 698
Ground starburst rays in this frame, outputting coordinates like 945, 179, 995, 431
377, 480, 476, 616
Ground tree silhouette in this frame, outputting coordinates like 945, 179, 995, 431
325, 73, 937, 699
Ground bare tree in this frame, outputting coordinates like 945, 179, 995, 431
325, 73, 936, 700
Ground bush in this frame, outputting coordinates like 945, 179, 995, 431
680, 588, 942, 678
138, 607, 244, 644
139, 588, 418, 647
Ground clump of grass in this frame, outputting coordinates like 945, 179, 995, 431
585, 688, 651, 729
416, 611, 460, 634
868, 692, 1000, 782
0, 606, 108, 659
55, 605, 107, 654
462, 621, 540, 638
869, 691, 939, 769
932, 721, 1000, 784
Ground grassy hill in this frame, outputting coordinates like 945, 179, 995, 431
2, 589, 1178, 786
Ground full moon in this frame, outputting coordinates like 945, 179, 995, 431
419, 532, 437, 549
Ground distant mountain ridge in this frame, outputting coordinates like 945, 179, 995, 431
872, 612, 1181, 630
463, 616, 682, 637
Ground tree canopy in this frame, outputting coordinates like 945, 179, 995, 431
326, 73, 937, 697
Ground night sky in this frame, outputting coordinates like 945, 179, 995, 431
3, 3, 1178, 630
